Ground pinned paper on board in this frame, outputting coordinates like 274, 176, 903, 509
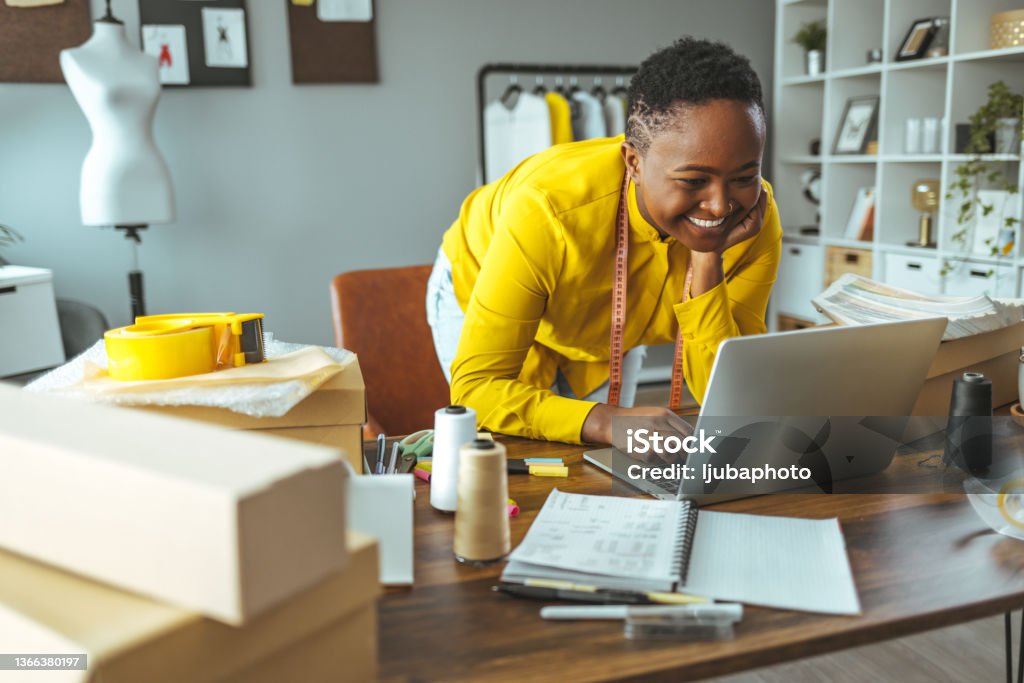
138, 0, 251, 87
318, 0, 372, 22
201, 7, 248, 68
142, 24, 190, 85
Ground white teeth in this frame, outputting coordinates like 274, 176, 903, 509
687, 215, 726, 228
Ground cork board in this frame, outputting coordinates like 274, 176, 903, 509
286, 0, 378, 84
0, 0, 92, 83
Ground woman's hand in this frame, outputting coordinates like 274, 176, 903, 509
717, 186, 767, 255
582, 404, 694, 463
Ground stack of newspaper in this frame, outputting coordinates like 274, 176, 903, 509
812, 274, 1024, 340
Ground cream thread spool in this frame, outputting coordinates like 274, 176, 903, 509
454, 439, 510, 565
431, 404, 477, 512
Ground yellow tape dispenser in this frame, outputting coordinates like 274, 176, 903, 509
104, 313, 266, 381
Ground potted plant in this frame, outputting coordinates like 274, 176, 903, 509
942, 81, 1023, 278
792, 20, 827, 76
0, 223, 22, 267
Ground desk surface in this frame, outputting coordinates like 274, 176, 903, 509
377, 438, 1024, 683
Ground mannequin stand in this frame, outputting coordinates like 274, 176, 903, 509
116, 224, 147, 318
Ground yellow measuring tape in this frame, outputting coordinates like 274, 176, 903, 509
104, 313, 265, 381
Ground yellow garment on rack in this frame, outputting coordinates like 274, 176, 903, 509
441, 135, 782, 444
545, 91, 574, 145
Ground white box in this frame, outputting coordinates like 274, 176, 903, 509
775, 242, 824, 320
0, 266, 64, 377
883, 252, 942, 296
0, 384, 348, 625
944, 262, 1015, 298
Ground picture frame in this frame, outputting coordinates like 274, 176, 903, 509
896, 18, 939, 61
832, 96, 879, 155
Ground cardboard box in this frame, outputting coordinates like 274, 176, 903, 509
912, 321, 1024, 416
0, 532, 379, 683
134, 359, 366, 472
0, 385, 348, 625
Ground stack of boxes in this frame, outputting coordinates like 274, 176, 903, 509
0, 383, 378, 682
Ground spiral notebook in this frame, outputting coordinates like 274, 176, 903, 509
503, 489, 860, 615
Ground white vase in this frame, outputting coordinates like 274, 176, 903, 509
995, 117, 1020, 154
805, 49, 824, 76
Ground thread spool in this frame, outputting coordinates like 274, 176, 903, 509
944, 372, 993, 474
431, 404, 477, 512
454, 439, 510, 565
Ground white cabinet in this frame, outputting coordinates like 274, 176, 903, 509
775, 243, 823, 320
0, 266, 65, 377
883, 253, 942, 296
944, 262, 1016, 298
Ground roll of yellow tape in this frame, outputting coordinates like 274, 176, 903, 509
998, 478, 1024, 530
104, 325, 217, 381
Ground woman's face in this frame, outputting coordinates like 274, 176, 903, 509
622, 99, 766, 253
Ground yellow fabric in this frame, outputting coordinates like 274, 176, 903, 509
544, 91, 574, 145
441, 135, 782, 444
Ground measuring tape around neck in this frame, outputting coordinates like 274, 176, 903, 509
607, 171, 691, 410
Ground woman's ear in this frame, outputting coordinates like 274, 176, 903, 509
620, 141, 642, 184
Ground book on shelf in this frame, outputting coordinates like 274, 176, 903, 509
501, 488, 860, 615
843, 187, 875, 242
812, 273, 1024, 340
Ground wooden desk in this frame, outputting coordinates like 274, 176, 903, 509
378, 438, 1024, 682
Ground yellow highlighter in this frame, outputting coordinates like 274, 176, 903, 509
104, 313, 265, 381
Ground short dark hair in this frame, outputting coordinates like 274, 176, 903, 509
626, 37, 765, 154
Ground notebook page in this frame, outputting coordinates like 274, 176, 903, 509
506, 489, 683, 583
684, 511, 861, 615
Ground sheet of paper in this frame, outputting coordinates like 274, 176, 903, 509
142, 24, 190, 85
318, 0, 373, 22
685, 511, 861, 615
507, 489, 683, 583
202, 7, 248, 69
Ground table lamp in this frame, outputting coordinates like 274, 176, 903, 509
60, 0, 175, 319
909, 179, 939, 248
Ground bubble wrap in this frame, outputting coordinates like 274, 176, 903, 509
26, 337, 355, 418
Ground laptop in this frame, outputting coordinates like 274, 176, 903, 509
584, 317, 947, 502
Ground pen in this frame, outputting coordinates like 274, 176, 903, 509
387, 442, 399, 474
539, 603, 743, 621
375, 433, 386, 475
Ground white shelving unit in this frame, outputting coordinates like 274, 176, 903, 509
771, 0, 1024, 327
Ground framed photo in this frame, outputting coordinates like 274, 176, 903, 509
832, 96, 879, 155
896, 18, 938, 61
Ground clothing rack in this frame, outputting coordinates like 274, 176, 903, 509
476, 63, 637, 184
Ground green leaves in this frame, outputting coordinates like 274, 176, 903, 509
0, 224, 22, 268
792, 20, 827, 52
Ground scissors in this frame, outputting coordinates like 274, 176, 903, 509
399, 429, 435, 459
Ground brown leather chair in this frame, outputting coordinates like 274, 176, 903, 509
330, 265, 452, 438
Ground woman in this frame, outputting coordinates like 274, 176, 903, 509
427, 37, 781, 445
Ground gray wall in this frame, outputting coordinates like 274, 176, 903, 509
0, 0, 774, 345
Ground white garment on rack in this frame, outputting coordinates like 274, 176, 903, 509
484, 91, 552, 183
603, 93, 627, 136
570, 90, 607, 140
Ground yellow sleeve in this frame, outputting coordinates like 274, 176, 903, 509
449, 187, 598, 443
674, 197, 783, 404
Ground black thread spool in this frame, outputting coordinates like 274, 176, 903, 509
943, 372, 993, 474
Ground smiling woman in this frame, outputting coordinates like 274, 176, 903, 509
427, 37, 782, 445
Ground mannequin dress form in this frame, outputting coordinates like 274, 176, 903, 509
60, 11, 175, 227
61, 5, 175, 317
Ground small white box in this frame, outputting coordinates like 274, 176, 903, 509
883, 253, 942, 296
0, 384, 348, 625
0, 266, 64, 377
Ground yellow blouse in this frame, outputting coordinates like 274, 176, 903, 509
441, 135, 782, 444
